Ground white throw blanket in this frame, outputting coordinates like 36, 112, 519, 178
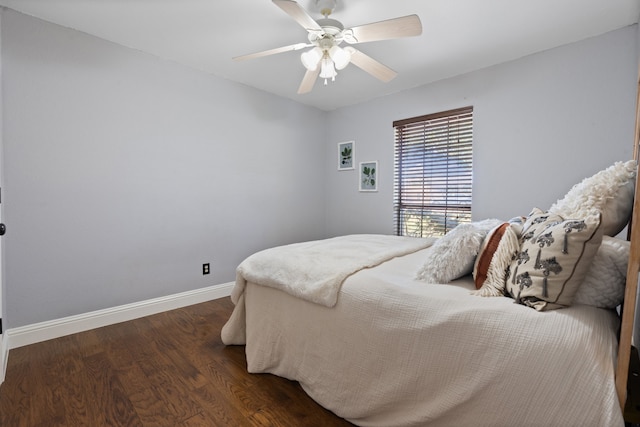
231, 234, 434, 307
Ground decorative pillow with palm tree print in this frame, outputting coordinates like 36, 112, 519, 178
505, 208, 603, 311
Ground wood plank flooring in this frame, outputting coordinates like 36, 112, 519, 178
0, 297, 354, 426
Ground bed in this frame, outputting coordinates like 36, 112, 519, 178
221, 152, 640, 425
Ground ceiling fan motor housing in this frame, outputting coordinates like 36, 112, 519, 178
308, 18, 344, 46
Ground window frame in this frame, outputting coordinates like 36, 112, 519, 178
393, 106, 474, 237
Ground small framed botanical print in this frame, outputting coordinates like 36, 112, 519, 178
337, 141, 355, 171
359, 161, 378, 192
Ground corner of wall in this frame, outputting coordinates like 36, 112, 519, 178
0, 334, 7, 386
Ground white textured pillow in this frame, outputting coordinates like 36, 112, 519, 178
548, 160, 636, 236
416, 218, 502, 283
472, 222, 522, 297
573, 236, 630, 309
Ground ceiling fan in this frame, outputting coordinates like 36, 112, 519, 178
233, 0, 422, 94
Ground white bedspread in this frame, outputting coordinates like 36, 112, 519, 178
222, 237, 624, 427
231, 234, 434, 307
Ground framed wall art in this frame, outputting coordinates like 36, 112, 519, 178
359, 161, 378, 192
337, 141, 355, 171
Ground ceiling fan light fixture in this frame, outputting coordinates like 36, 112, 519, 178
300, 47, 323, 70
328, 45, 350, 70
319, 54, 337, 83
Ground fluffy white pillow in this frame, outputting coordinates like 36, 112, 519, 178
416, 218, 502, 283
548, 160, 636, 236
573, 236, 630, 309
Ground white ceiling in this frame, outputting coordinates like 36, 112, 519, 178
1, 0, 639, 111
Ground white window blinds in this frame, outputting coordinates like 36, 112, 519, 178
393, 107, 473, 237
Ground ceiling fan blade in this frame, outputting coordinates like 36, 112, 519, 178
345, 47, 397, 82
344, 15, 422, 44
297, 66, 321, 94
233, 43, 310, 61
273, 0, 323, 33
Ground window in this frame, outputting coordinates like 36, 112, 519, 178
393, 106, 473, 237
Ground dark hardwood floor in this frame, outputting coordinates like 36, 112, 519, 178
0, 297, 354, 426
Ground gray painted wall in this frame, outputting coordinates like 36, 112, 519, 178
0, 9, 638, 330
324, 25, 638, 236
1, 10, 327, 328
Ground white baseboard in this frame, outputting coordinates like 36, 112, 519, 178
4, 282, 234, 351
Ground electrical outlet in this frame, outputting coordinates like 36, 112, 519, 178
203, 263, 210, 275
